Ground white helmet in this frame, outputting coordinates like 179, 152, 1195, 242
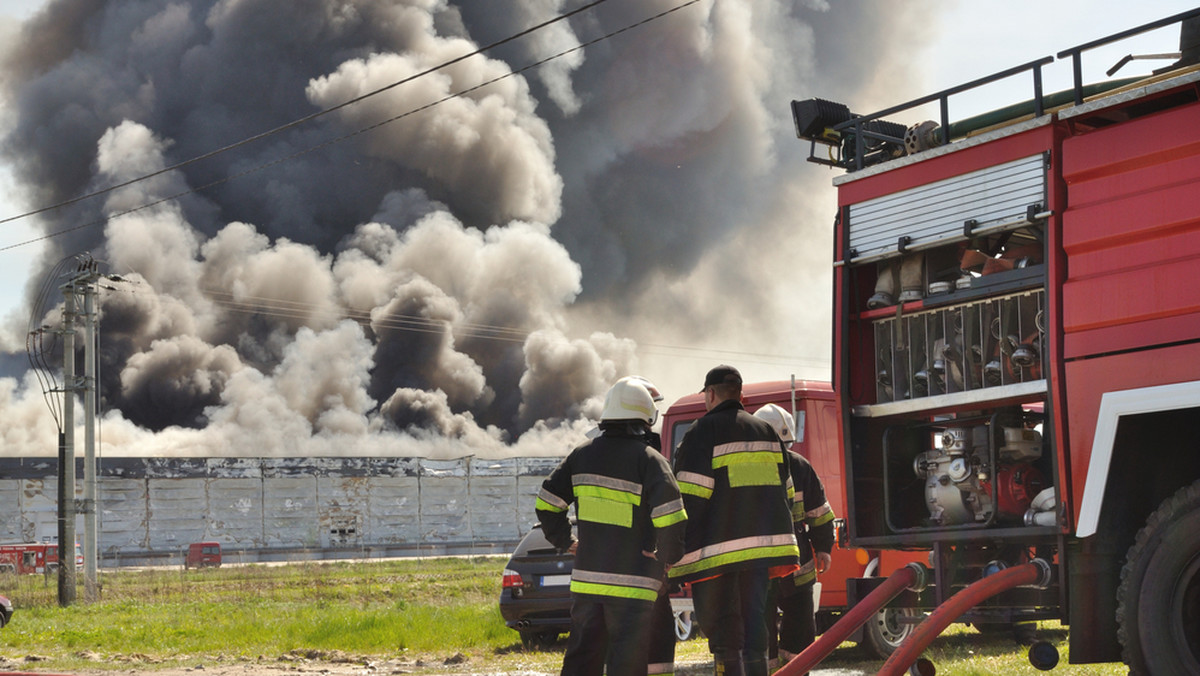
601, 379, 659, 425
754, 403, 796, 443
618, 375, 664, 403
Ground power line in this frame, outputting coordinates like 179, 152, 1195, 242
0, 0, 702, 254
0, 0, 615, 229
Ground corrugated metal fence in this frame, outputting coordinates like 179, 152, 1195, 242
0, 456, 561, 565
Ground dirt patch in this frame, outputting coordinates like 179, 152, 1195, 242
0, 649, 715, 676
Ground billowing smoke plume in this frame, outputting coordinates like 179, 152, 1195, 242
0, 0, 936, 458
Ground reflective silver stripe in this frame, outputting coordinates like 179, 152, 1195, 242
807, 502, 832, 520
648, 662, 674, 675
712, 440, 780, 457
676, 471, 714, 490
796, 559, 815, 576
652, 498, 685, 519
794, 489, 804, 503
537, 487, 569, 510
573, 567, 664, 592
674, 533, 798, 568
573, 473, 643, 496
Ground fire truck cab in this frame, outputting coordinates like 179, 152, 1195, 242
661, 379, 927, 658
794, 8, 1200, 673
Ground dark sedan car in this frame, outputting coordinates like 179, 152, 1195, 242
499, 524, 574, 648
499, 523, 698, 649
0, 594, 12, 628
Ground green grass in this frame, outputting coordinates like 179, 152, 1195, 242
0, 558, 1129, 675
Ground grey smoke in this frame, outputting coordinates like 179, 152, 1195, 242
0, 0, 936, 457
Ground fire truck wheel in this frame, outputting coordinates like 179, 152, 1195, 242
859, 607, 918, 659
1116, 479, 1200, 675
673, 610, 698, 641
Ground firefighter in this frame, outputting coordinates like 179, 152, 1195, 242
536, 378, 688, 676
669, 365, 800, 676
753, 403, 835, 669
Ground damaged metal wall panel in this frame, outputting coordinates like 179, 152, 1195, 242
98, 478, 148, 552
147, 478, 208, 550
22, 478, 62, 543
365, 456, 420, 544
317, 476, 369, 549
469, 458, 521, 542
207, 478, 263, 548
0, 480, 21, 542
366, 475, 420, 543
418, 458, 469, 542
263, 475, 318, 548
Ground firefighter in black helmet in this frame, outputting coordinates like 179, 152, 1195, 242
537, 378, 688, 676
670, 365, 800, 676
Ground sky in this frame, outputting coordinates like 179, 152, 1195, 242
0, 1, 1194, 458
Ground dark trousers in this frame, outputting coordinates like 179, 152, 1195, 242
561, 595, 656, 676
776, 579, 816, 655
646, 591, 676, 675
691, 567, 771, 663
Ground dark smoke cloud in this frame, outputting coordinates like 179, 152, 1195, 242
0, 0, 936, 457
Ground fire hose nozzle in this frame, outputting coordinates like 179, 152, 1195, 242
904, 561, 931, 593
1027, 558, 1054, 590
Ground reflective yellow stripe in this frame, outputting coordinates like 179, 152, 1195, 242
669, 533, 800, 578
652, 498, 685, 519
574, 484, 642, 505
792, 501, 806, 523
726, 461, 782, 487
578, 496, 633, 527
537, 487, 569, 511
712, 450, 782, 468
712, 440, 780, 457
806, 502, 834, 527
652, 508, 687, 528
536, 496, 567, 513
570, 580, 659, 601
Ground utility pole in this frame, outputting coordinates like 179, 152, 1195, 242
57, 281, 77, 607
82, 272, 98, 601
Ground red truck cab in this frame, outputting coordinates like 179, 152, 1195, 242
184, 542, 222, 569
661, 379, 926, 657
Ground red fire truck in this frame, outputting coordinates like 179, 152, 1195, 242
661, 379, 927, 658
0, 542, 82, 575
789, 8, 1200, 674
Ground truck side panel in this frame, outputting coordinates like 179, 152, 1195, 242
1061, 102, 1200, 360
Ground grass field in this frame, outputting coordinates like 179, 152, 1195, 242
0, 557, 1128, 675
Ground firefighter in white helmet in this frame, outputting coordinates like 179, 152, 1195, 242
753, 403, 836, 669
537, 378, 687, 676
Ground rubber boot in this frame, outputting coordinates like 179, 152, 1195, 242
868, 260, 898, 309
713, 652, 745, 676
899, 252, 924, 303
743, 652, 769, 676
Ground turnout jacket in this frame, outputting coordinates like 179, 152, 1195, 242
668, 399, 800, 584
536, 429, 688, 603
782, 448, 836, 590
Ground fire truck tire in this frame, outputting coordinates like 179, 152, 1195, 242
0, 564, 13, 575
1116, 479, 1200, 675
859, 607, 918, 659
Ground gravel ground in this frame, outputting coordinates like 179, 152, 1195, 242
0, 649, 869, 676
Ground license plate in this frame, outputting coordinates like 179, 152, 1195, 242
541, 574, 571, 587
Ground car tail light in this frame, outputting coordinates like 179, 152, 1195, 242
502, 568, 524, 589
